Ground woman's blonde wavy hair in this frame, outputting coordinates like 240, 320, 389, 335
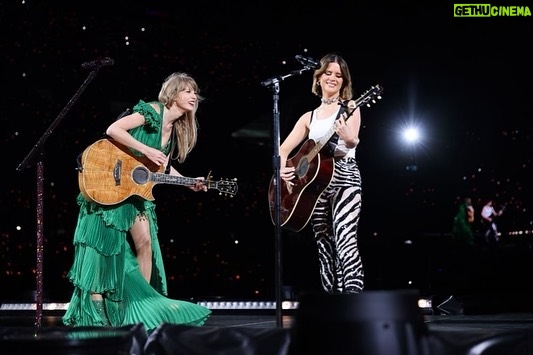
158, 72, 203, 163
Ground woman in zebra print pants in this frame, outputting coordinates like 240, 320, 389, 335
279, 53, 364, 293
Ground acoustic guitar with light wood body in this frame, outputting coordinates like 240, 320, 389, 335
77, 138, 238, 205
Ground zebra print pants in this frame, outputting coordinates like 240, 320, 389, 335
311, 157, 364, 293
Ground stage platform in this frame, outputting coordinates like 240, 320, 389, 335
4, 310, 533, 330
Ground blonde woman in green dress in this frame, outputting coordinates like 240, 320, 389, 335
63, 72, 211, 331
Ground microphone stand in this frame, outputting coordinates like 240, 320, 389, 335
261, 65, 314, 327
16, 64, 108, 327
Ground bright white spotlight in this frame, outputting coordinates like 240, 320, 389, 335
403, 127, 420, 143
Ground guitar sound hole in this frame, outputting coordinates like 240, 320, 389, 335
132, 167, 149, 184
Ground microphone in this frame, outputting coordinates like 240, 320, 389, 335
295, 55, 321, 69
81, 57, 114, 69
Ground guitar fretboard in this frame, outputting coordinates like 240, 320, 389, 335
151, 173, 199, 186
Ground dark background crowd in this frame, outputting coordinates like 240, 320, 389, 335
1, 2, 532, 306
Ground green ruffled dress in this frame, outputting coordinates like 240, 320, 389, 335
62, 100, 211, 331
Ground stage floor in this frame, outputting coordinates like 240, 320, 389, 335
3, 311, 533, 354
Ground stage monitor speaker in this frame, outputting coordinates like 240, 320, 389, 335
0, 323, 146, 355
289, 289, 432, 355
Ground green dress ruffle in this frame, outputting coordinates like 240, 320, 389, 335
62, 100, 211, 331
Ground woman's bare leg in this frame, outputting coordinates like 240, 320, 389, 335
130, 215, 153, 282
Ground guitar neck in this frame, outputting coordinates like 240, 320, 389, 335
151, 173, 200, 187
149, 172, 237, 196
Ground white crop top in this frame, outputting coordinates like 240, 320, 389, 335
308, 107, 356, 159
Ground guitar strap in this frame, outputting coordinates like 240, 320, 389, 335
162, 101, 175, 174
321, 100, 349, 158
165, 125, 175, 174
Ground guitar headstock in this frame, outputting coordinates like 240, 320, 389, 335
355, 84, 383, 109
207, 177, 238, 197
